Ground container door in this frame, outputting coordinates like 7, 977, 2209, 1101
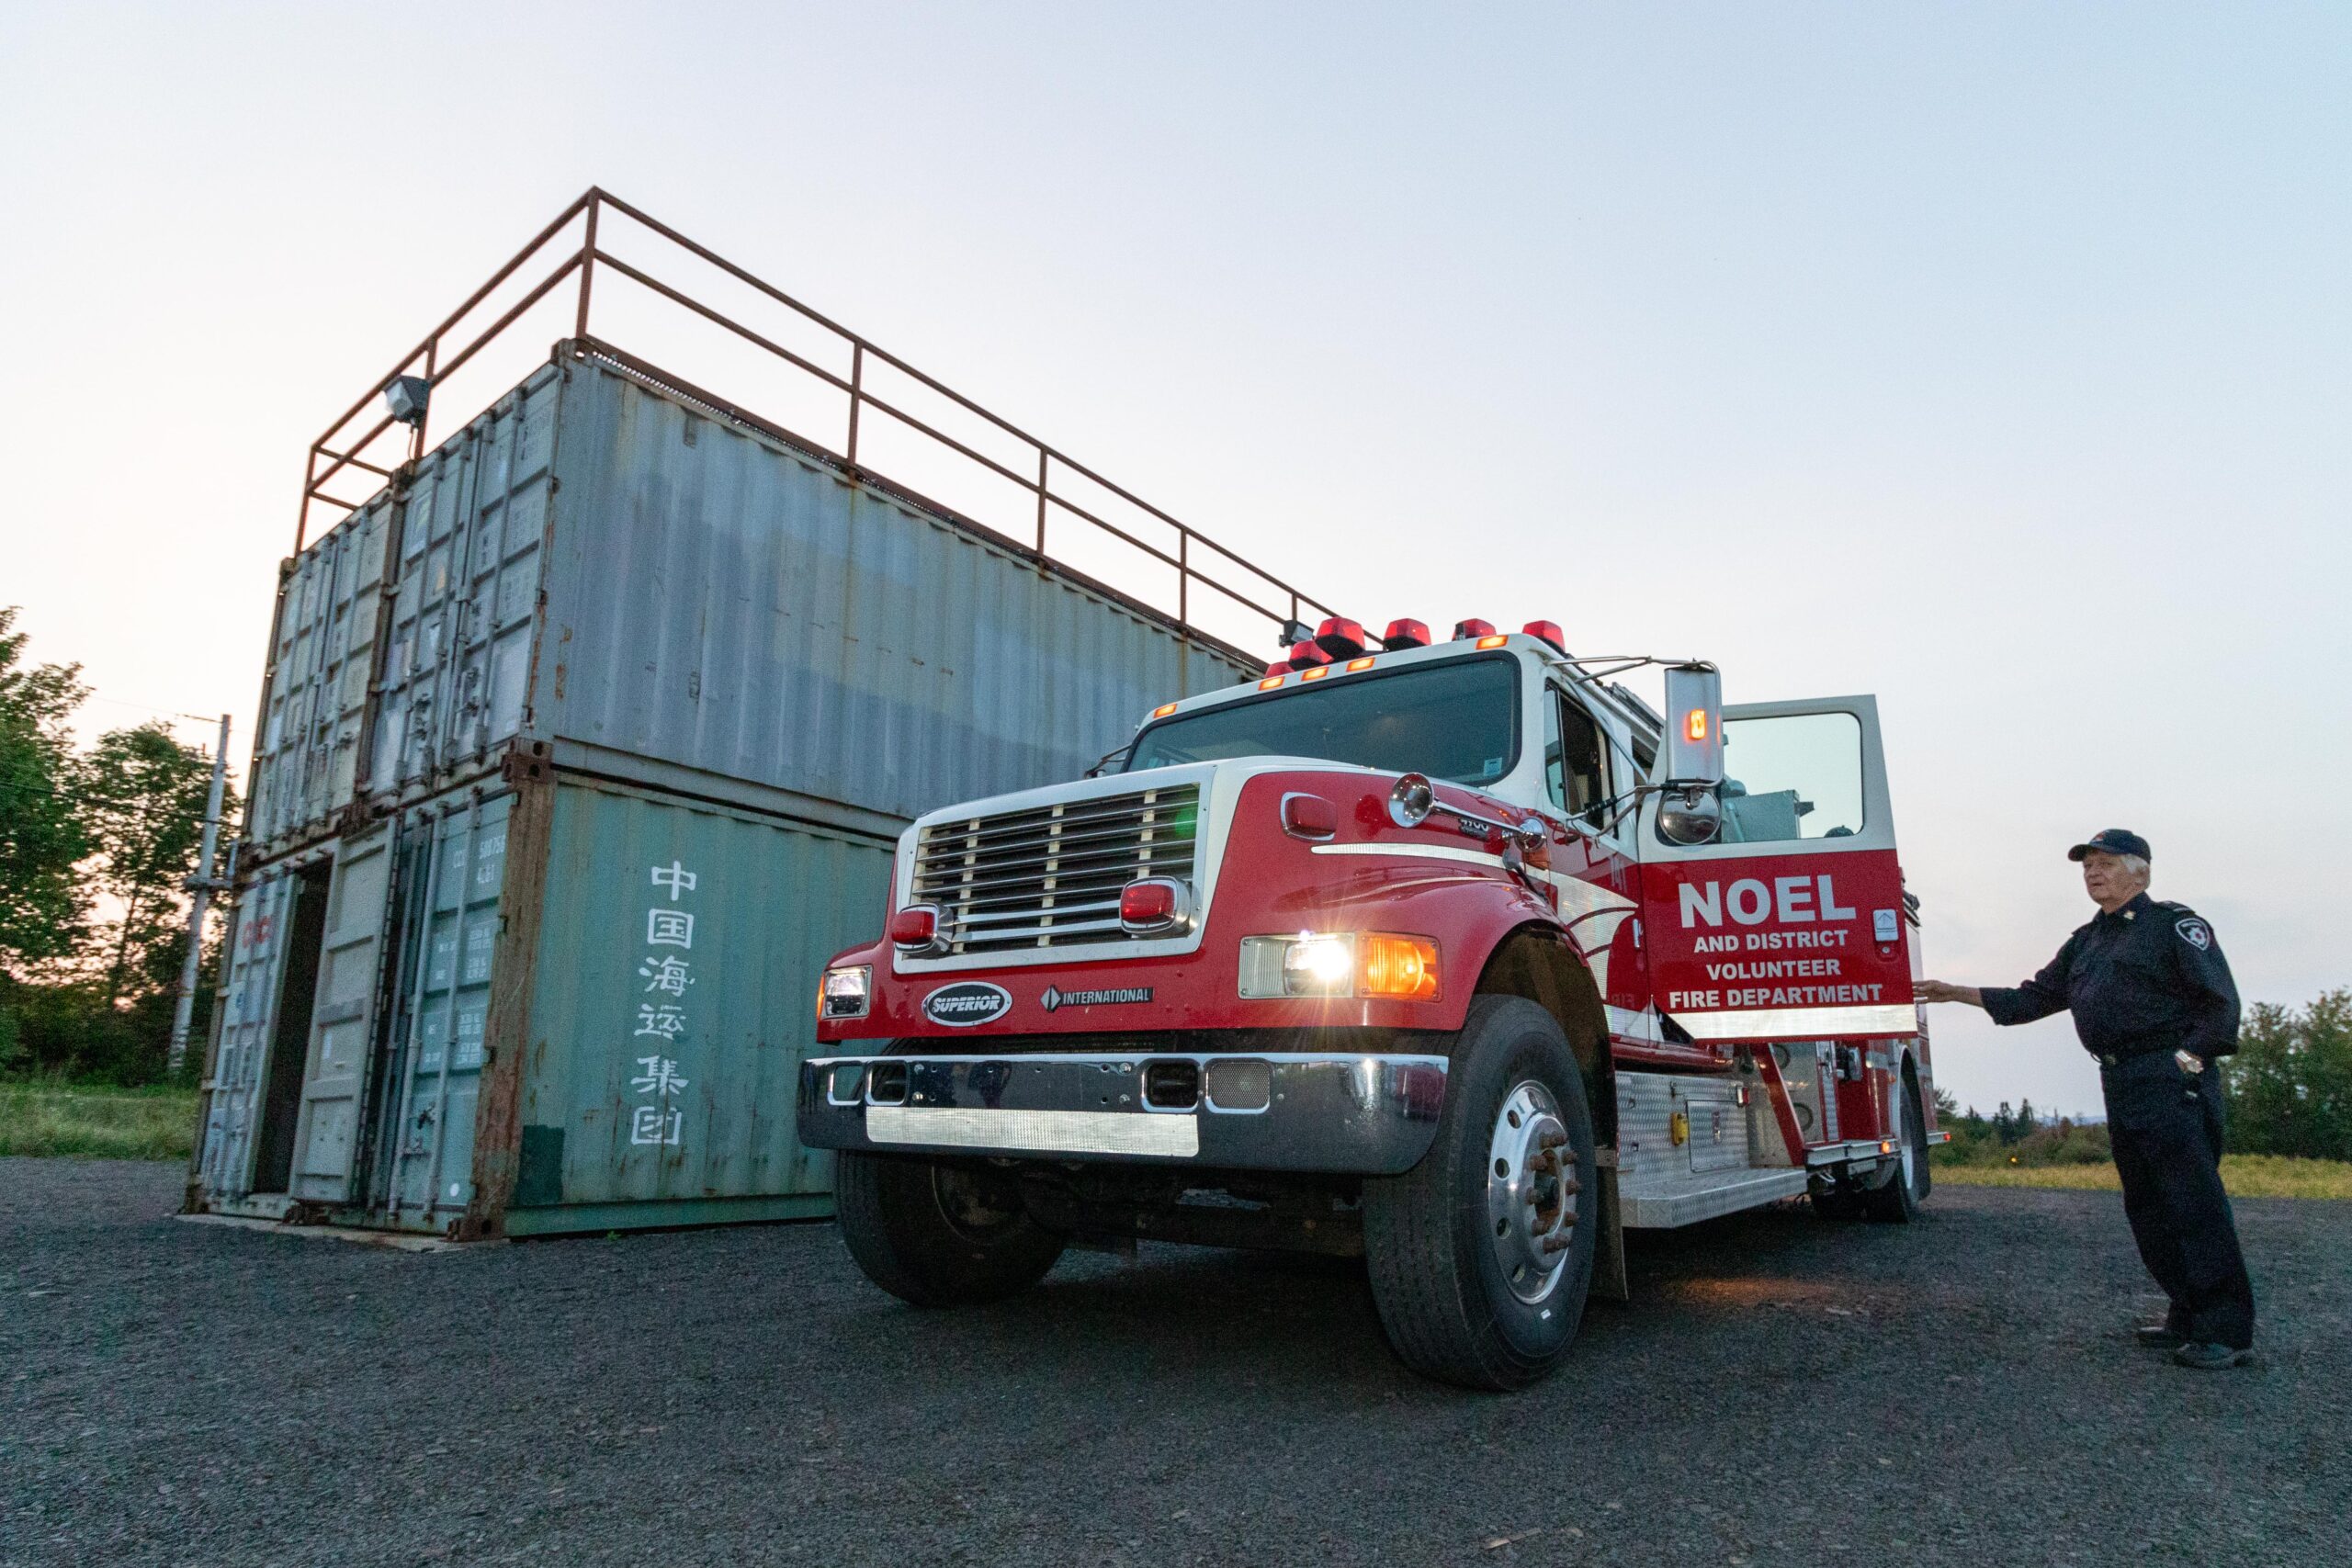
376, 796, 511, 1227
197, 868, 301, 1198
288, 823, 398, 1202
1638, 694, 1916, 1043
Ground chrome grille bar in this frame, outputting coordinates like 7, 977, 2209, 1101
913, 784, 1199, 953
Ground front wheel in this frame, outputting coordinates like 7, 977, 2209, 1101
1363, 996, 1599, 1391
833, 1152, 1066, 1306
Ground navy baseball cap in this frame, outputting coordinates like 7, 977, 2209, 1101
2068, 829, 2150, 863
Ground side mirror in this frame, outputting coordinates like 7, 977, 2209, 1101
1662, 662, 1724, 788
1657, 788, 1722, 846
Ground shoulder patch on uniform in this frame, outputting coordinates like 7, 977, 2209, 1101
2176, 916, 2211, 951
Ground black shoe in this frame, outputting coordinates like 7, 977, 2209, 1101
2172, 1342, 2255, 1370
2133, 1323, 2188, 1347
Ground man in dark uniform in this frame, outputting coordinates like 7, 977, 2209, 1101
1917, 829, 2255, 1369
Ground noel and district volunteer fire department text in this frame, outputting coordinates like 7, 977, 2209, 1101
1664, 872, 1894, 1013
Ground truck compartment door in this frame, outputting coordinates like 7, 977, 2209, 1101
1638, 694, 1915, 1043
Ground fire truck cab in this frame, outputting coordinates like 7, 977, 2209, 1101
799, 618, 1939, 1389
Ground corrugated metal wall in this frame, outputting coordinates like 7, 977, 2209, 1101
536, 359, 1249, 821
364, 372, 557, 805
504, 776, 891, 1233
245, 500, 396, 857
244, 349, 1257, 861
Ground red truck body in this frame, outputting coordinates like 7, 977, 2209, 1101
799, 626, 1939, 1387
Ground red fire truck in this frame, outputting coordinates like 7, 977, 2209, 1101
799, 617, 1941, 1389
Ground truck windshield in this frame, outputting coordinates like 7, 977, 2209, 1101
1125, 655, 1521, 784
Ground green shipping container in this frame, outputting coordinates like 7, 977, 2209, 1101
193, 768, 894, 1237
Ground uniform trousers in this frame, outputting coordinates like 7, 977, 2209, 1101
2099, 1049, 2256, 1349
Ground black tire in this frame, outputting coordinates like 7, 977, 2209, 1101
833, 1151, 1066, 1307
1363, 995, 1599, 1391
1863, 1067, 1929, 1224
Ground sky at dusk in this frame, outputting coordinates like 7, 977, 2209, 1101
3, 2, 2345, 1116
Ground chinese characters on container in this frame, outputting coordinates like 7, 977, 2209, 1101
630, 859, 699, 1147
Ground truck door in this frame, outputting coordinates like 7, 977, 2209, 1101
1637, 695, 1916, 1046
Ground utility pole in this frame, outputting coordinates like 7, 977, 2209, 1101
167, 715, 232, 1077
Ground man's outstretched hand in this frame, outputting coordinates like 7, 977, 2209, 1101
1917, 979, 1982, 1007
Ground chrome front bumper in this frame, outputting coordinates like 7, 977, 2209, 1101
797, 1052, 1449, 1175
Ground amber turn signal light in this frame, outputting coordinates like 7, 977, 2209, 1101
1358, 933, 1441, 1001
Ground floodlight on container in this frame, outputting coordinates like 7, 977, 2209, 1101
385, 376, 432, 428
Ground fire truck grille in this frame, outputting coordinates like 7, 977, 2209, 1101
912, 784, 1202, 953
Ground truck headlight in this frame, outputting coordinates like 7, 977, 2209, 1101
820, 964, 872, 1020
1286, 933, 1356, 994
1238, 933, 1440, 1000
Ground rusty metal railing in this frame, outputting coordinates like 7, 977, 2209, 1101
299, 186, 1334, 657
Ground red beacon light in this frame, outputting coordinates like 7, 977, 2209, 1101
1452, 618, 1498, 640
1285, 640, 1332, 669
1261, 660, 1293, 677
1381, 618, 1430, 649
1313, 616, 1368, 660
1521, 619, 1566, 653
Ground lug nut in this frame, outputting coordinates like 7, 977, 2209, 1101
1541, 1232, 1572, 1254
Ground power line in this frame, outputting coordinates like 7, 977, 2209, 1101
74, 694, 221, 725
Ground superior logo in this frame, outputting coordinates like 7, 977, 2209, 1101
1041, 985, 1153, 1012
921, 982, 1012, 1028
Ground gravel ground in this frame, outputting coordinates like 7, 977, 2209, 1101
3, 1160, 2346, 1568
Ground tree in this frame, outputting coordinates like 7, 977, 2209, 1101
2014, 1098, 2038, 1138
0, 606, 92, 973
80, 722, 222, 1002
2223, 991, 2352, 1162
1, 609, 238, 1083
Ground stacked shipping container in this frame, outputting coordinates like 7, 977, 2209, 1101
193, 344, 1258, 1236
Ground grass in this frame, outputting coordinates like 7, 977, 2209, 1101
0, 1079, 199, 1160
1935, 1152, 2352, 1201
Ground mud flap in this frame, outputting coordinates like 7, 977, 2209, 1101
1593, 1166, 1630, 1302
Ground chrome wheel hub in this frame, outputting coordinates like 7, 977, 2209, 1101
1487, 1080, 1578, 1304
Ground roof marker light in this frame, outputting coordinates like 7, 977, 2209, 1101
1476, 635, 1509, 649
1258, 674, 1286, 691
1345, 656, 1375, 672
1300, 666, 1329, 682
1453, 618, 1498, 640
1151, 702, 1179, 719
1381, 618, 1431, 649
1521, 619, 1566, 652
